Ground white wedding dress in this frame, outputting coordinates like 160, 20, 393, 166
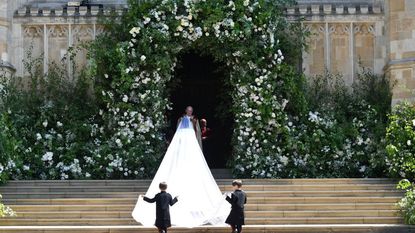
132, 116, 231, 227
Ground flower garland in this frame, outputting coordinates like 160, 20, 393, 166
92, 0, 291, 178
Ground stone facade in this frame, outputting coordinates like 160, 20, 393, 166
0, 0, 414, 103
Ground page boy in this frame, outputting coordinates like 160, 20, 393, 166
143, 182, 178, 233
225, 179, 247, 233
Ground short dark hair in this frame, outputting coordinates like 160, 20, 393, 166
232, 179, 242, 188
159, 182, 168, 190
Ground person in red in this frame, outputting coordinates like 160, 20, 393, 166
200, 119, 211, 141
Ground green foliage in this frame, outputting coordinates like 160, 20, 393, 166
386, 103, 415, 179
397, 179, 415, 224
276, 70, 392, 178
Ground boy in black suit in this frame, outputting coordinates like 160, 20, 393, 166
225, 180, 247, 233
143, 182, 178, 233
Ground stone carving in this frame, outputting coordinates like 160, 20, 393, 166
23, 25, 43, 38
48, 25, 68, 38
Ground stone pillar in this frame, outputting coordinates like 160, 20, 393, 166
385, 0, 415, 104
0, 0, 13, 76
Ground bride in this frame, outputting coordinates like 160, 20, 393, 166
132, 106, 230, 227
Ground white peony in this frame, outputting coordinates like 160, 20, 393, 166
42, 152, 54, 162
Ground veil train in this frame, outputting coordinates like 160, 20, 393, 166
132, 116, 231, 227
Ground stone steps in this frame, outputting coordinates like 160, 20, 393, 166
0, 190, 403, 199
9, 203, 399, 211
0, 216, 404, 225
0, 225, 414, 233
8, 210, 399, 219
0, 184, 398, 191
0, 178, 411, 233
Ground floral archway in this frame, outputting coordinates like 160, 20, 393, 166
91, 0, 299, 178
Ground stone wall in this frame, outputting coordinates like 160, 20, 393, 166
0, 0, 415, 103
286, 1, 386, 84
385, 0, 415, 104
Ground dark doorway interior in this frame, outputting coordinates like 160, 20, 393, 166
168, 50, 232, 168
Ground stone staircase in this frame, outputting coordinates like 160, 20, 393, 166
0, 178, 414, 233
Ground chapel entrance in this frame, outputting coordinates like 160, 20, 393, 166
168, 50, 232, 168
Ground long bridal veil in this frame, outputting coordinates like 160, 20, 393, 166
132, 116, 231, 227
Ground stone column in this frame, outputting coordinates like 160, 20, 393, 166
385, 0, 415, 104
0, 0, 14, 76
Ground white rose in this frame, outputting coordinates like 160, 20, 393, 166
57, 121, 63, 127
42, 120, 48, 128
407, 140, 412, 146
140, 55, 146, 61
122, 95, 128, 103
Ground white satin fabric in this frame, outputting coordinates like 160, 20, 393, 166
132, 117, 231, 227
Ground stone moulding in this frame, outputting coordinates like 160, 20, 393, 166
14, 5, 127, 18
285, 3, 383, 16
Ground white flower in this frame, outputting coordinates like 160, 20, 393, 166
23, 165, 30, 171
180, 18, 189, 27
140, 55, 146, 61
42, 152, 54, 162
288, 122, 293, 127
129, 27, 141, 37
104, 74, 109, 79
243, 0, 249, 6
143, 17, 151, 24
57, 121, 63, 127
281, 99, 289, 109
280, 156, 289, 165
36, 133, 42, 141
115, 139, 123, 148
407, 140, 412, 146
42, 120, 48, 128
412, 119, 415, 126
85, 172, 91, 178
357, 137, 364, 146
122, 95, 129, 103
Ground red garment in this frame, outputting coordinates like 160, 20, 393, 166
201, 127, 211, 139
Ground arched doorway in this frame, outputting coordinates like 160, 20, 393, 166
168, 50, 233, 168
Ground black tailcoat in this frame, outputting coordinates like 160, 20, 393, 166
143, 191, 178, 228
225, 189, 247, 225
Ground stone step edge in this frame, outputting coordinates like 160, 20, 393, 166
7, 178, 398, 182
0, 224, 412, 229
